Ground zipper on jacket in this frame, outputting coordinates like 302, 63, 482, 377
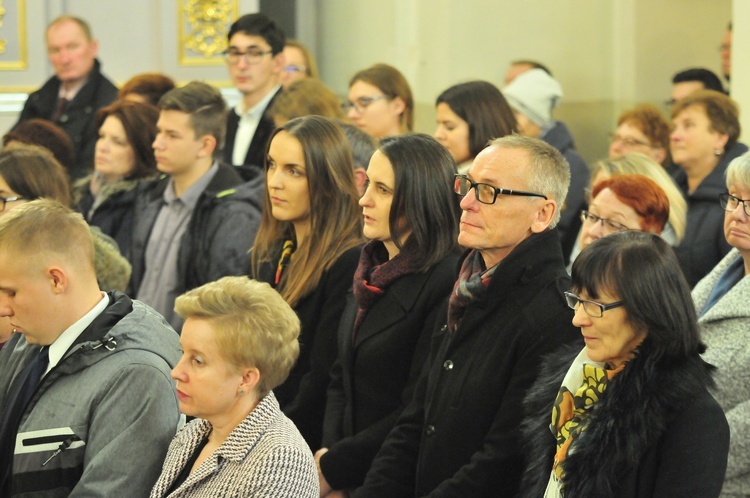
42, 435, 82, 466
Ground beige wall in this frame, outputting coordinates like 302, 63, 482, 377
315, 0, 733, 165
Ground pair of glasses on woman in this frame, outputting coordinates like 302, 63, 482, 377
564, 292, 623, 318
719, 193, 750, 216
453, 175, 547, 204
341, 95, 388, 114
283, 64, 307, 74
0, 196, 27, 210
580, 210, 633, 234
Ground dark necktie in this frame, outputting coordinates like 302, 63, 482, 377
50, 97, 68, 121
0, 346, 50, 489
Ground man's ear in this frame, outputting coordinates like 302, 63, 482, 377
197, 135, 218, 158
530, 199, 557, 233
48, 266, 68, 294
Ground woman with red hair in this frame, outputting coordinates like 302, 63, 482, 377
579, 174, 670, 251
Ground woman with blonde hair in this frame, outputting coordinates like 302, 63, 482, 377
270, 78, 344, 126
150, 276, 318, 497
250, 115, 363, 450
280, 39, 319, 89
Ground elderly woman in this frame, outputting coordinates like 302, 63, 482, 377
671, 89, 748, 287
520, 231, 729, 497
692, 153, 750, 497
578, 174, 669, 251
589, 153, 686, 245
608, 104, 671, 169
150, 276, 318, 497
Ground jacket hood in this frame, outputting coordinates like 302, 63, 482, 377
54, 291, 180, 376
676, 141, 749, 201
541, 121, 576, 153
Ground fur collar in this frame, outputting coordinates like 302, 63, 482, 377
520, 342, 715, 497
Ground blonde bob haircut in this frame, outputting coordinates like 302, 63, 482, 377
175, 276, 301, 396
591, 152, 687, 243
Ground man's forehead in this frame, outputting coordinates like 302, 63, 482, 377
471, 146, 529, 180
47, 20, 89, 43
228, 32, 270, 49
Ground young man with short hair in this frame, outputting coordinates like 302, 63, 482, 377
130, 81, 263, 331
223, 13, 286, 177
0, 199, 181, 497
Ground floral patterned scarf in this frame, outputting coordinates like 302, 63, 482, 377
544, 348, 625, 497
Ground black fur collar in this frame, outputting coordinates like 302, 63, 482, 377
519, 342, 715, 497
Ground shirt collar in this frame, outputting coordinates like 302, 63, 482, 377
235, 85, 281, 117
163, 161, 219, 209
46, 292, 109, 374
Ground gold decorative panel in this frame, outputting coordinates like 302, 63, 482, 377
178, 0, 238, 66
0, 0, 27, 70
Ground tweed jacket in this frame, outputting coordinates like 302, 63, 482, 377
150, 391, 318, 498
519, 343, 729, 498
693, 248, 750, 497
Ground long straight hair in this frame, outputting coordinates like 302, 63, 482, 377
251, 116, 363, 307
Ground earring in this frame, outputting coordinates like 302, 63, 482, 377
238, 389, 245, 396
715, 149, 723, 156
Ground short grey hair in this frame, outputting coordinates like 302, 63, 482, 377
488, 134, 570, 227
726, 152, 750, 191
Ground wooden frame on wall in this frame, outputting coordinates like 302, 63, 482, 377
178, 0, 239, 66
0, 0, 27, 70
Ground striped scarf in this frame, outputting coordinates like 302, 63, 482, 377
447, 250, 498, 333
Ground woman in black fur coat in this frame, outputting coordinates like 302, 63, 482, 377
519, 231, 729, 498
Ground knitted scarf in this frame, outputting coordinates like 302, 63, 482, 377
352, 241, 420, 339
447, 250, 497, 333
545, 348, 625, 497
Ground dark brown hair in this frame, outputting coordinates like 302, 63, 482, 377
95, 100, 159, 180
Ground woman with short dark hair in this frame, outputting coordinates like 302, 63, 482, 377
316, 133, 460, 495
520, 231, 729, 498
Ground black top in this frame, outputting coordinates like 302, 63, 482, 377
166, 436, 208, 495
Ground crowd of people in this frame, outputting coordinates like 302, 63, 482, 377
0, 10, 746, 498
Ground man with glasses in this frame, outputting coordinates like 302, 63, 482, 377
222, 13, 285, 179
357, 136, 581, 497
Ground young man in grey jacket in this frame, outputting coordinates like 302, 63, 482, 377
0, 199, 182, 497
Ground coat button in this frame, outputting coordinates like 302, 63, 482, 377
443, 360, 454, 370
425, 425, 436, 436
59, 114, 69, 123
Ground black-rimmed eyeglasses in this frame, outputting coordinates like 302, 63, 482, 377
222, 48, 273, 65
453, 174, 547, 205
719, 193, 750, 216
564, 291, 624, 318
0, 196, 27, 211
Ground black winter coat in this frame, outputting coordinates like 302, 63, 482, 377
519, 343, 729, 498
129, 164, 263, 299
13, 59, 118, 180
355, 229, 582, 498
320, 251, 459, 490
674, 141, 748, 288
253, 245, 361, 450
